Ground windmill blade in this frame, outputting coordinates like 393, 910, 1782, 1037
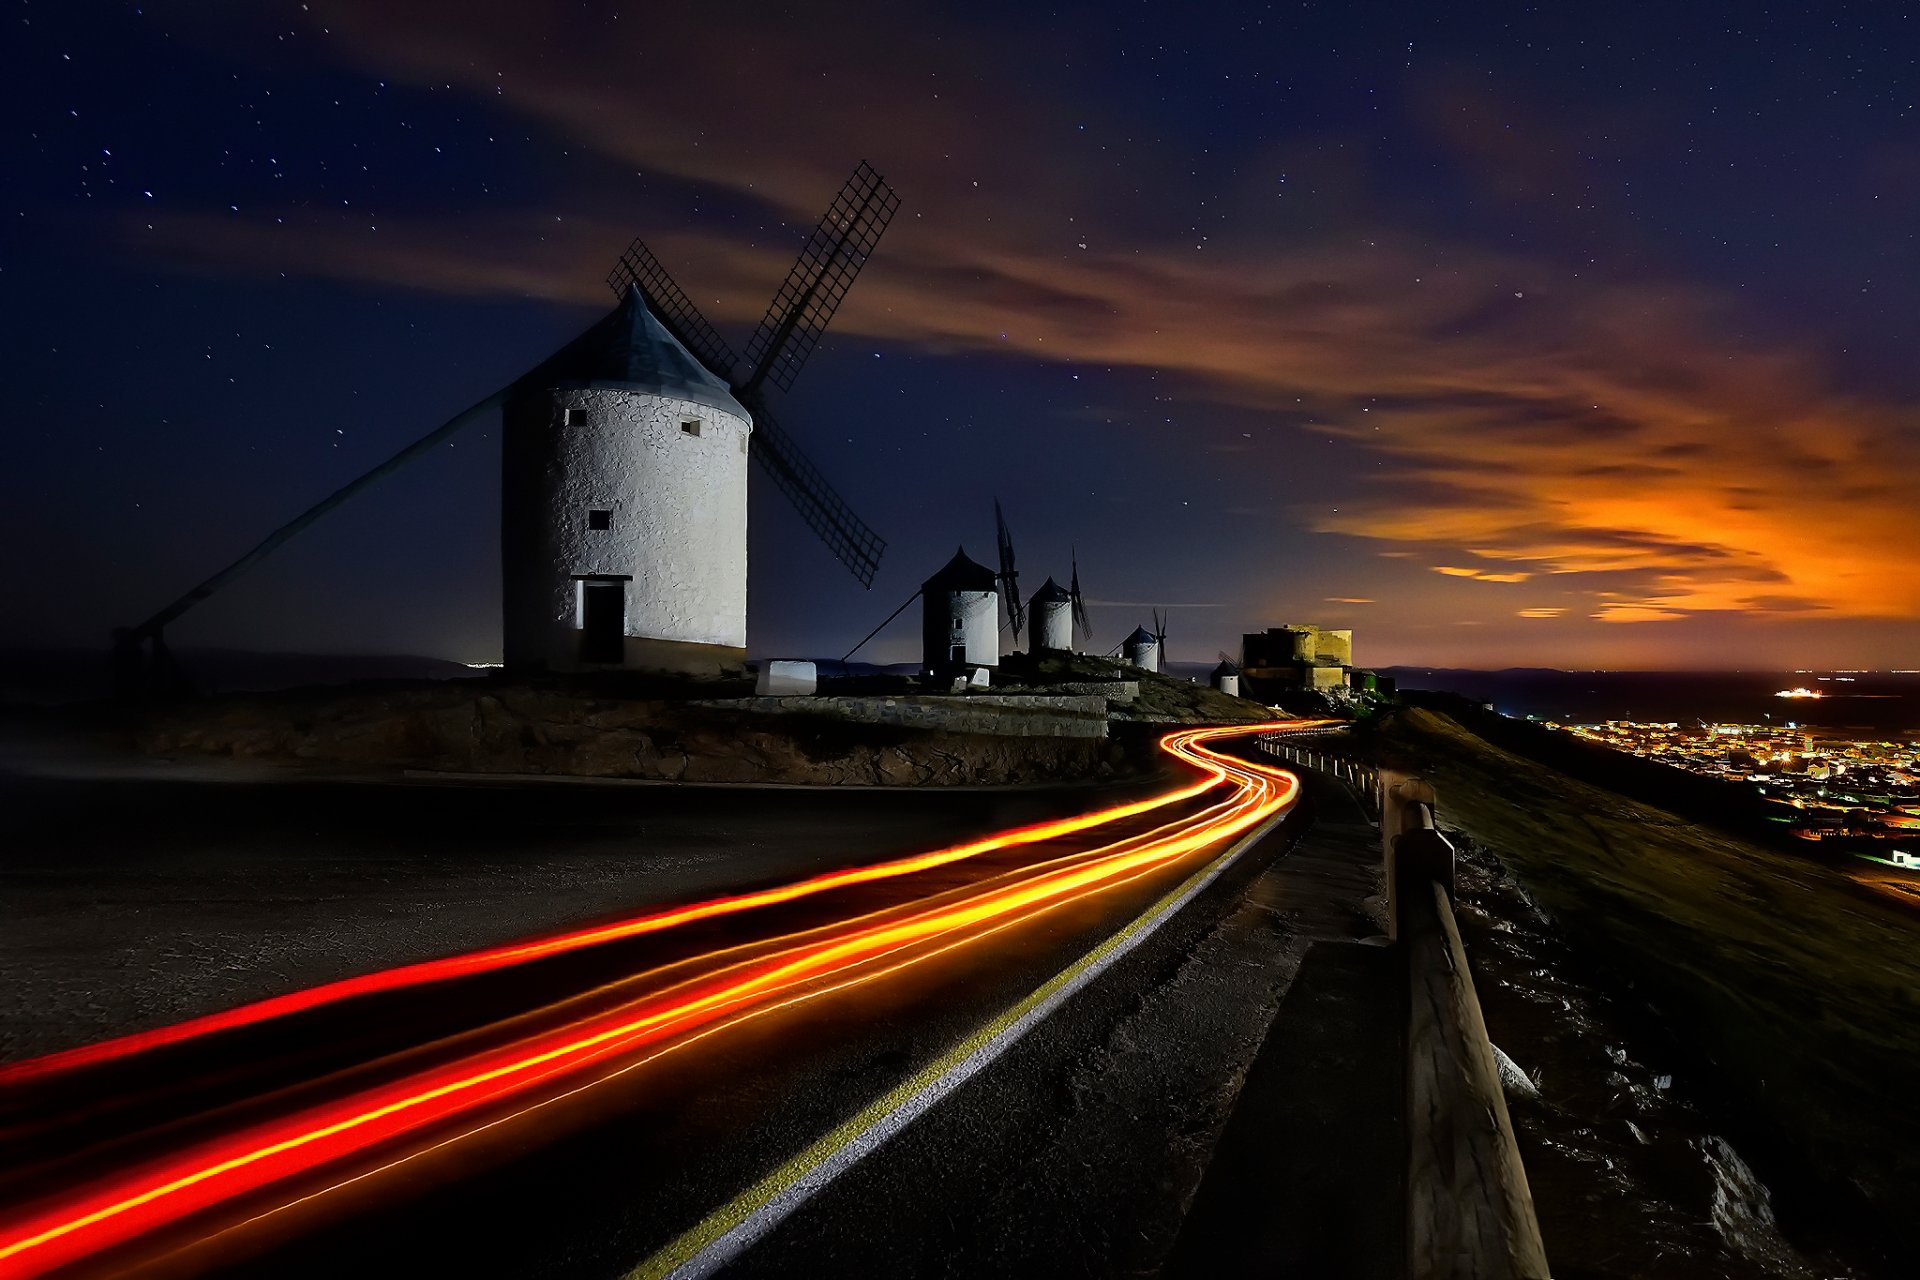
741, 162, 900, 396
994, 498, 1025, 635
1152, 608, 1168, 648
746, 398, 886, 587
1069, 547, 1091, 640
607, 238, 740, 381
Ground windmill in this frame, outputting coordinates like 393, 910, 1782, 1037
1121, 613, 1163, 673
993, 498, 1025, 637
111, 162, 899, 693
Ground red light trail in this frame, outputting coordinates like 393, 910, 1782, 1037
0, 753, 1224, 1091
0, 721, 1319, 1277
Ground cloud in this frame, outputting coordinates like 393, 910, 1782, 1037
1434, 566, 1533, 584
141, 2, 1920, 633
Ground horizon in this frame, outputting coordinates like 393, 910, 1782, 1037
13, 641, 1920, 682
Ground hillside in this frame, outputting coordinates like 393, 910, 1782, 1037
1370, 707, 1920, 1229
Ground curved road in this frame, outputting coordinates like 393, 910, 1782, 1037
0, 722, 1320, 1279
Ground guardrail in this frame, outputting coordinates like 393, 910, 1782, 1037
1259, 735, 1380, 816
1382, 770, 1549, 1280
1262, 735, 1549, 1280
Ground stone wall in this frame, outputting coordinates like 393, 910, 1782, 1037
700, 692, 1111, 739
134, 685, 1129, 785
1052, 681, 1139, 703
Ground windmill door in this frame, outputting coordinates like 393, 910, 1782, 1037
579, 579, 626, 664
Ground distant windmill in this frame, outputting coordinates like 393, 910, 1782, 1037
993, 498, 1025, 637
112, 162, 900, 692
1027, 577, 1073, 652
1122, 614, 1163, 673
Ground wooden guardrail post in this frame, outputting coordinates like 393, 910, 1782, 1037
1385, 775, 1550, 1280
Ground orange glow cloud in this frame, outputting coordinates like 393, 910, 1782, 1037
1435, 566, 1534, 584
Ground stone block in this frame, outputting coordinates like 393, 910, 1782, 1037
755, 660, 819, 696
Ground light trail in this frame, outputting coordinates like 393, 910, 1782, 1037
0, 721, 1321, 1277
0, 758, 1232, 1091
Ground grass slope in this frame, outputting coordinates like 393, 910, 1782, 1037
1375, 707, 1920, 1220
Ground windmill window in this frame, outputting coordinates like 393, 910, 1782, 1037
562, 407, 587, 427
587, 509, 613, 531
681, 419, 702, 437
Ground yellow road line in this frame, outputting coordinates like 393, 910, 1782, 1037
629, 803, 1294, 1280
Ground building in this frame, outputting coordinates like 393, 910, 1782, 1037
1240, 624, 1354, 698
1028, 577, 1074, 652
502, 286, 751, 676
1210, 659, 1241, 697
921, 547, 1001, 678
1123, 625, 1162, 673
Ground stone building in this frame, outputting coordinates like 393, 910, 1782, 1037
921, 547, 1001, 678
1028, 577, 1074, 652
1123, 625, 1162, 673
501, 286, 752, 676
1241, 624, 1354, 698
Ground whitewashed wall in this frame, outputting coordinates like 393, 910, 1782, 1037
503, 387, 750, 672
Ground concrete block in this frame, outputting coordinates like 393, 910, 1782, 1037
755, 660, 818, 697
968, 667, 992, 689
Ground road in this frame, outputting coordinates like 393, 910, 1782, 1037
0, 724, 1331, 1278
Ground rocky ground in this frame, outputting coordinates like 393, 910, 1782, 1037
126, 683, 1132, 786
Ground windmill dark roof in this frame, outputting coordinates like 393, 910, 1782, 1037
1124, 625, 1157, 646
515, 285, 748, 421
1029, 577, 1072, 606
1211, 659, 1240, 678
923, 547, 1000, 593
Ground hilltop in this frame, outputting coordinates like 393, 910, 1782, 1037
94, 656, 1281, 788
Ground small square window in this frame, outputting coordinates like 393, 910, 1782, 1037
562, 407, 587, 427
587, 509, 612, 530
681, 419, 702, 437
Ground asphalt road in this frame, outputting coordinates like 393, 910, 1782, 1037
0, 765, 1165, 1065
0, 737, 1364, 1279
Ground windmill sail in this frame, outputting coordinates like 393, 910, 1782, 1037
742, 161, 900, 396
994, 498, 1025, 635
1069, 548, 1091, 641
750, 403, 886, 587
619, 162, 899, 588
607, 238, 741, 382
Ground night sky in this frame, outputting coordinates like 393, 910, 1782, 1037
5, 1, 1918, 671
